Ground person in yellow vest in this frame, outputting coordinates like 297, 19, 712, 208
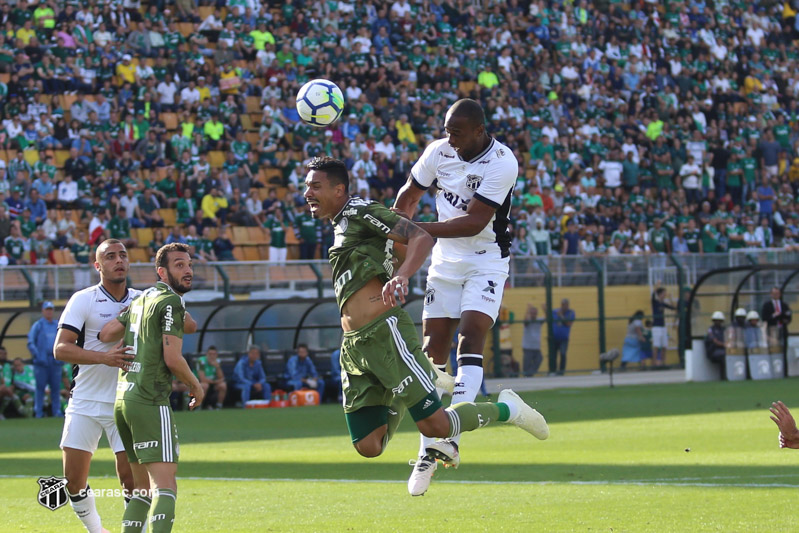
219, 64, 240, 96
34, 1, 55, 30
197, 76, 211, 102
202, 112, 225, 149
395, 114, 416, 146
201, 187, 229, 224
180, 111, 195, 139
116, 54, 136, 85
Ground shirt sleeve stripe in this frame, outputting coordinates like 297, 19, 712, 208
473, 192, 500, 209
411, 177, 429, 191
59, 324, 81, 335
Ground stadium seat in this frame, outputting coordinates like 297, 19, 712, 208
248, 227, 268, 244
177, 22, 193, 37
243, 246, 260, 261
55, 150, 70, 168
133, 227, 154, 245
245, 96, 261, 113
161, 113, 179, 131
232, 226, 252, 245
128, 248, 150, 264
158, 209, 177, 226
257, 245, 270, 260
209, 151, 225, 168
240, 114, 253, 131
232, 246, 246, 262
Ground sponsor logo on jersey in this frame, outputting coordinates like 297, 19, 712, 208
338, 217, 348, 232
128, 362, 142, 373
342, 208, 358, 217
334, 269, 353, 296
475, 250, 487, 254
164, 305, 174, 332
422, 399, 434, 409
436, 170, 451, 178
97, 299, 107, 303
439, 151, 455, 159
442, 191, 470, 211
466, 174, 483, 191
100, 313, 113, 318
496, 148, 506, 158
424, 288, 435, 305
122, 521, 144, 528
392, 375, 413, 394
133, 440, 159, 450
364, 214, 391, 233
117, 381, 135, 391
483, 280, 496, 294
478, 159, 490, 164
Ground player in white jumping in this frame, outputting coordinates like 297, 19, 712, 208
395, 99, 546, 496
53, 239, 195, 532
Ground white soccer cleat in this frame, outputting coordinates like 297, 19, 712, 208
428, 357, 455, 395
498, 389, 549, 440
426, 438, 460, 469
407, 455, 437, 496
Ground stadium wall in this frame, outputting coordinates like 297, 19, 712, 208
496, 285, 679, 374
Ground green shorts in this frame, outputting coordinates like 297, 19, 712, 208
340, 307, 442, 442
114, 400, 179, 464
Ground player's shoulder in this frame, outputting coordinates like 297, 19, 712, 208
422, 138, 453, 160
65, 284, 102, 305
340, 195, 373, 217
480, 139, 515, 166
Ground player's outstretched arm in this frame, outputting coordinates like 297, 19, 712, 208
394, 176, 426, 220
55, 328, 135, 369
383, 218, 434, 307
770, 401, 799, 449
416, 196, 496, 238
164, 334, 204, 409
98, 317, 126, 343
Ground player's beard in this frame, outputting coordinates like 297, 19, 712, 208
167, 269, 192, 294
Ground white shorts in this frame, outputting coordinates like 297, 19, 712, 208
423, 253, 509, 324
60, 398, 125, 454
652, 326, 669, 349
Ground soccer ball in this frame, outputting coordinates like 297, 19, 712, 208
296, 79, 345, 127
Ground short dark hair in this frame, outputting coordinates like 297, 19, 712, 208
155, 242, 191, 269
655, 287, 666, 296
297, 343, 308, 351
306, 156, 349, 190
96, 238, 125, 261
207, 345, 217, 351
448, 98, 486, 127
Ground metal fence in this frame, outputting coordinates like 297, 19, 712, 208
2, 249, 798, 306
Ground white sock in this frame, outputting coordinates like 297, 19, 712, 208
502, 400, 520, 422
69, 486, 103, 533
452, 355, 484, 446
417, 385, 448, 457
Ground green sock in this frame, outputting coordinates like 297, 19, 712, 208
150, 488, 176, 532
122, 494, 151, 533
445, 402, 504, 438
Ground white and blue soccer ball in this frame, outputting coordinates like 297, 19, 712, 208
296, 79, 345, 127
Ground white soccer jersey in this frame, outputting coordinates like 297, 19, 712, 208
411, 137, 517, 258
58, 284, 142, 404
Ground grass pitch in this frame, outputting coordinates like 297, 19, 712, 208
2, 379, 798, 532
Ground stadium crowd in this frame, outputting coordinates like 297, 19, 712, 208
2, 0, 799, 266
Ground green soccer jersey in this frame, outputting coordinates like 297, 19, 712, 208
329, 197, 402, 310
194, 355, 218, 380
684, 230, 700, 252
295, 212, 320, 243
263, 217, 287, 248
116, 282, 185, 406
649, 228, 669, 252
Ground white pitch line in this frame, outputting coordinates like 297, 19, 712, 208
3, 474, 798, 489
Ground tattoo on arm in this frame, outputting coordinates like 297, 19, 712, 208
389, 217, 424, 243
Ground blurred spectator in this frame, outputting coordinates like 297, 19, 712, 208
550, 298, 574, 376
27, 301, 62, 418
621, 310, 645, 370
284, 344, 324, 401
233, 345, 270, 406
651, 288, 676, 366
195, 346, 227, 410
522, 304, 544, 377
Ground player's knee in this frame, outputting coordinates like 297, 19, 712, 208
353, 438, 384, 458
